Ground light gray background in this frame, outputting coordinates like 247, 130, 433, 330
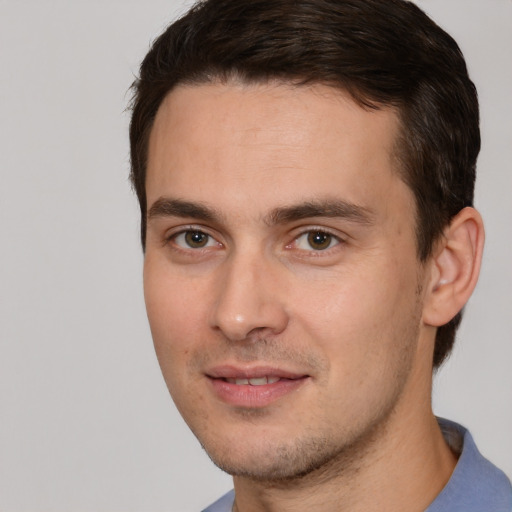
0, 1, 510, 511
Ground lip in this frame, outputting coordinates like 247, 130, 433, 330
206, 365, 309, 408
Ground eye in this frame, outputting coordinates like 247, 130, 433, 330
173, 230, 219, 249
294, 230, 340, 251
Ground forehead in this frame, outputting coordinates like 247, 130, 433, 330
146, 81, 407, 216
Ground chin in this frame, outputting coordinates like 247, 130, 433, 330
199, 431, 352, 482
195, 400, 400, 483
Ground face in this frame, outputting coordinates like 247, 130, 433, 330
144, 82, 433, 481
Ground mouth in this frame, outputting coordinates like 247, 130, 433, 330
206, 366, 309, 407
224, 376, 282, 385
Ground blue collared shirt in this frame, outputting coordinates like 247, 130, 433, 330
426, 418, 511, 511
202, 419, 512, 512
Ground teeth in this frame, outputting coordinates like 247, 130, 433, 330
248, 377, 267, 386
225, 376, 281, 386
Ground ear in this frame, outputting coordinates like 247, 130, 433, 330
423, 207, 485, 327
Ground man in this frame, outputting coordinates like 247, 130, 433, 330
129, 0, 512, 510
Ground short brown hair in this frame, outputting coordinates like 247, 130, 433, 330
129, 0, 480, 367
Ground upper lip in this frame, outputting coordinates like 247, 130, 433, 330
206, 364, 308, 380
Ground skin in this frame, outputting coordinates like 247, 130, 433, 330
143, 82, 474, 511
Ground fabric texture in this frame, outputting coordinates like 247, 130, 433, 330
202, 489, 235, 512
425, 418, 512, 512
202, 418, 512, 512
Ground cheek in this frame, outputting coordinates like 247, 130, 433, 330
293, 262, 406, 325
294, 268, 421, 422
143, 263, 212, 422
291, 258, 421, 365
143, 259, 206, 371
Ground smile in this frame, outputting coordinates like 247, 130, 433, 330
224, 376, 281, 385
206, 366, 309, 407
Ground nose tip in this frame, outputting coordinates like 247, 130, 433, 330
210, 260, 289, 342
213, 311, 286, 343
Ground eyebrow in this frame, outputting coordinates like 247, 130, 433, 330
148, 197, 221, 222
147, 197, 374, 226
266, 200, 375, 226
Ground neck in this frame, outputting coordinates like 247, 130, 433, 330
231, 362, 457, 512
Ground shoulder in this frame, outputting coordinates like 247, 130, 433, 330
428, 418, 512, 512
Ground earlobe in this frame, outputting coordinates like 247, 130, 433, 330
423, 207, 485, 327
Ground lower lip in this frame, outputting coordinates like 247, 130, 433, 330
208, 377, 308, 408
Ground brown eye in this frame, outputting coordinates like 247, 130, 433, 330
307, 231, 333, 250
184, 230, 210, 248
173, 230, 216, 249
293, 230, 339, 251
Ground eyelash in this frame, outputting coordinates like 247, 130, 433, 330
164, 226, 345, 256
165, 226, 222, 252
288, 228, 344, 254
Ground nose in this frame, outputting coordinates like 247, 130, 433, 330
210, 251, 289, 342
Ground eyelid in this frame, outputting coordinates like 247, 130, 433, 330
287, 226, 346, 252
295, 232, 339, 251
164, 224, 223, 250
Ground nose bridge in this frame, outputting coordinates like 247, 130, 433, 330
210, 246, 288, 341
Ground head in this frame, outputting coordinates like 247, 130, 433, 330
130, 0, 480, 369
132, 0, 485, 483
